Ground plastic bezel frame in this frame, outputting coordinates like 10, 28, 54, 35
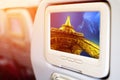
31, 0, 110, 79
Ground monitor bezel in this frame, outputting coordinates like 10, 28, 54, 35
45, 2, 110, 78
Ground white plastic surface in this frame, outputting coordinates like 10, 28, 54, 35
0, 0, 41, 9
107, 0, 120, 79
31, 0, 120, 80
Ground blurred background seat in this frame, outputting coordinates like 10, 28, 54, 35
0, 10, 12, 60
6, 9, 33, 69
0, 0, 39, 79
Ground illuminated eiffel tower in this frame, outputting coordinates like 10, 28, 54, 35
51, 16, 99, 59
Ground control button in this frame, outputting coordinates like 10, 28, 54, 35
61, 56, 82, 64
67, 57, 74, 62
61, 56, 67, 60
74, 59, 82, 64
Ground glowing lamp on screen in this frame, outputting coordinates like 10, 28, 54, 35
50, 12, 100, 59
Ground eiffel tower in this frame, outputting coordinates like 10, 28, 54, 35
51, 16, 99, 59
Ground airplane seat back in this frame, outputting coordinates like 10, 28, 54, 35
6, 9, 33, 69
0, 0, 40, 80
0, 10, 12, 59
